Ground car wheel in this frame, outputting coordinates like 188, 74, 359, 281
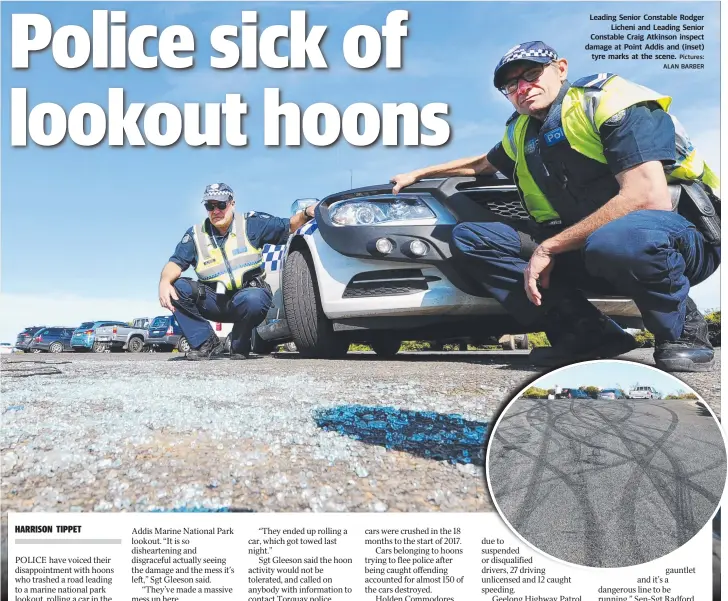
177, 337, 191, 353
127, 336, 144, 353
371, 338, 402, 358
92, 341, 108, 353
49, 342, 63, 353
251, 327, 276, 355
283, 248, 348, 359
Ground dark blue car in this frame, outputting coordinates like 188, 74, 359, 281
28, 327, 76, 353
145, 315, 190, 352
15, 326, 46, 352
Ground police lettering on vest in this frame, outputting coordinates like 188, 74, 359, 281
192, 213, 263, 291
501, 73, 720, 224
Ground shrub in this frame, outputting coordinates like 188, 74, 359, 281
528, 332, 551, 348
705, 310, 720, 347
665, 392, 699, 400
522, 386, 550, 399
634, 330, 655, 348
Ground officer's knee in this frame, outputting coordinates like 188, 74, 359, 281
451, 222, 518, 256
584, 219, 669, 279
172, 278, 195, 304
232, 288, 271, 317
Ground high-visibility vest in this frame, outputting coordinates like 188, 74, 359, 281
192, 213, 263, 291
501, 73, 719, 223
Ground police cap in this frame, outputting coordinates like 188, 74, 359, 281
202, 183, 234, 203
493, 41, 558, 88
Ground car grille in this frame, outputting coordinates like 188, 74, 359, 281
464, 189, 530, 221
343, 269, 440, 298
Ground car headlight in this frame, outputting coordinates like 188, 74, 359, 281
328, 195, 436, 226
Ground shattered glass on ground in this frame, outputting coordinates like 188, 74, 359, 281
315, 405, 487, 465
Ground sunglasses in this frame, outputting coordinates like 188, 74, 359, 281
204, 200, 231, 211
499, 62, 553, 96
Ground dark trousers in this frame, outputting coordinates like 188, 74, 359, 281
171, 279, 272, 354
451, 210, 720, 341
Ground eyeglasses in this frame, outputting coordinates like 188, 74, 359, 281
204, 200, 231, 211
499, 63, 552, 96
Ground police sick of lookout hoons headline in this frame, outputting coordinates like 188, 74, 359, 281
9, 10, 450, 149
8, 512, 713, 601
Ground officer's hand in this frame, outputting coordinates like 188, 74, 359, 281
159, 281, 179, 312
524, 246, 556, 306
390, 172, 418, 194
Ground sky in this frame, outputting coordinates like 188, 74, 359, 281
0, 1, 721, 342
526, 360, 704, 398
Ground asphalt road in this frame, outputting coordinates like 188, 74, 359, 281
1, 348, 720, 516
487, 396, 726, 568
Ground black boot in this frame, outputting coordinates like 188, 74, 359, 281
529, 293, 637, 367
653, 298, 715, 372
186, 333, 225, 361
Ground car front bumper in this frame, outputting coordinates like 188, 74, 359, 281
302, 229, 642, 323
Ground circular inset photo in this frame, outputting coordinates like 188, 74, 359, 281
485, 360, 726, 568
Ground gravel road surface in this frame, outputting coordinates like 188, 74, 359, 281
1, 349, 719, 516
487, 397, 726, 567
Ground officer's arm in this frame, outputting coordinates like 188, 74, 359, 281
289, 205, 315, 233
160, 261, 183, 285
539, 161, 671, 255
391, 155, 497, 194
159, 262, 183, 311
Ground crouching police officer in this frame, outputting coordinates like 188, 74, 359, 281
391, 41, 720, 372
158, 183, 317, 360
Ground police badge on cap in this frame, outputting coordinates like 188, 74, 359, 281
202, 183, 234, 202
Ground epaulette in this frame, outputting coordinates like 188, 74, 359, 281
245, 211, 256, 217
571, 73, 616, 89
506, 111, 520, 125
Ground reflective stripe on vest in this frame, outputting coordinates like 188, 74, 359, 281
192, 214, 263, 291
502, 75, 720, 223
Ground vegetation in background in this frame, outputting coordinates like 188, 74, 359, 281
705, 310, 720, 347
522, 386, 550, 398
579, 386, 601, 399
528, 332, 551, 348
634, 329, 655, 348
665, 392, 699, 400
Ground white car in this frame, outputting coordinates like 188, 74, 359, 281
628, 386, 660, 399
253, 176, 643, 358
0, 342, 17, 354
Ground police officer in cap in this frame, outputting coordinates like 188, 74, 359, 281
158, 183, 317, 360
391, 41, 720, 372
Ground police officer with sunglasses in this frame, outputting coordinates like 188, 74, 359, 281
390, 41, 720, 372
158, 183, 317, 360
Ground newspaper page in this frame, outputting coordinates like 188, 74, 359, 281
1, 1, 723, 600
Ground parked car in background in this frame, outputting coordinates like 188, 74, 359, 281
0, 343, 18, 354
628, 386, 660, 399
598, 388, 627, 400
254, 177, 642, 358
28, 327, 75, 353
556, 388, 591, 400
15, 326, 46, 352
96, 317, 150, 353
145, 315, 190, 353
71, 321, 128, 352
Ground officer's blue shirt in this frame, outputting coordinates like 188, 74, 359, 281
487, 102, 676, 178
170, 212, 289, 271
